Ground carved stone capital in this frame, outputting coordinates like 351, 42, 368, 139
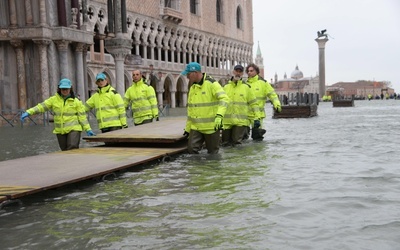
10, 39, 24, 48
74, 42, 86, 52
54, 40, 70, 51
33, 39, 51, 46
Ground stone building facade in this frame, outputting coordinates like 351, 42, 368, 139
0, 0, 253, 122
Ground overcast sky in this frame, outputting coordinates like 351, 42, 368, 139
252, 0, 400, 92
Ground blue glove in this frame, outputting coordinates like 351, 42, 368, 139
254, 120, 261, 128
86, 130, 96, 136
20, 112, 29, 122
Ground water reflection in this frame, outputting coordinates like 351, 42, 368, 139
1, 100, 400, 249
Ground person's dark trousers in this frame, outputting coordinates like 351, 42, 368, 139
188, 130, 220, 154
56, 131, 81, 151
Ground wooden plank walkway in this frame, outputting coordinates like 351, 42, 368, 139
83, 117, 187, 143
0, 117, 188, 205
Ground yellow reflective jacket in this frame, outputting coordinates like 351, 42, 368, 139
223, 79, 260, 128
246, 75, 281, 119
26, 93, 91, 134
185, 73, 230, 134
85, 84, 127, 129
124, 79, 158, 125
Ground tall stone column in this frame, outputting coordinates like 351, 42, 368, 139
181, 91, 188, 108
315, 38, 329, 97
74, 43, 86, 101
33, 39, 51, 100
170, 91, 176, 108
156, 90, 164, 108
39, 0, 47, 26
8, 0, 17, 27
55, 40, 71, 79
10, 40, 27, 110
25, 0, 33, 26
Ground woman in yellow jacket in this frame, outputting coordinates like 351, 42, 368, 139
85, 73, 127, 133
20, 78, 95, 151
124, 70, 159, 126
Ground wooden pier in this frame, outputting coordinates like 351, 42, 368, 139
0, 117, 187, 206
273, 104, 318, 119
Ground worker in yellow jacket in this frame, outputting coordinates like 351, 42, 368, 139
182, 62, 230, 154
222, 64, 260, 146
20, 78, 95, 151
246, 63, 281, 140
124, 70, 159, 126
85, 72, 127, 133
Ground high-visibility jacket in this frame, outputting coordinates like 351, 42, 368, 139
185, 73, 230, 134
124, 79, 158, 125
246, 75, 281, 119
26, 93, 91, 134
85, 84, 127, 129
223, 79, 260, 128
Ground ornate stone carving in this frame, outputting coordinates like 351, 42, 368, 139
70, 8, 79, 29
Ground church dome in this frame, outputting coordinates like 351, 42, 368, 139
291, 65, 303, 80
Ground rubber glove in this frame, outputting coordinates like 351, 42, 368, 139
275, 105, 282, 113
183, 130, 189, 138
154, 115, 159, 121
86, 130, 96, 136
214, 115, 223, 131
21, 112, 29, 122
122, 124, 128, 129
254, 120, 261, 128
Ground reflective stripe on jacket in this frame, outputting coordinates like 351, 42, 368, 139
27, 93, 91, 134
185, 73, 230, 134
124, 79, 158, 125
246, 75, 281, 119
223, 79, 260, 128
85, 85, 127, 129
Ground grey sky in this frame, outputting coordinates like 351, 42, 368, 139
253, 0, 400, 92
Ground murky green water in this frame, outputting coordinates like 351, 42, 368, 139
1, 100, 400, 249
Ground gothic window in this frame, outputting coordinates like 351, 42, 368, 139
216, 0, 222, 22
236, 6, 242, 29
165, 0, 180, 10
190, 0, 199, 15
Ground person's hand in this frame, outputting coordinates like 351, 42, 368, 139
254, 120, 261, 128
275, 105, 282, 113
122, 124, 128, 129
86, 130, 96, 136
154, 115, 159, 121
214, 115, 223, 131
20, 112, 29, 122
183, 131, 189, 138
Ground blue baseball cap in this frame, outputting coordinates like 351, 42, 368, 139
96, 72, 106, 81
58, 78, 72, 88
181, 62, 202, 75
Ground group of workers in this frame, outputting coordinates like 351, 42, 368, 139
20, 62, 281, 154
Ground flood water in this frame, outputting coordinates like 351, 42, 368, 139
1, 100, 399, 249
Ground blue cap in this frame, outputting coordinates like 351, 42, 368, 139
58, 78, 72, 89
181, 62, 202, 75
96, 72, 106, 81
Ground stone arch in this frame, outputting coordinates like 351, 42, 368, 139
163, 74, 174, 106
176, 75, 188, 107
86, 68, 97, 97
123, 70, 132, 93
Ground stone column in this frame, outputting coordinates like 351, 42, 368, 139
25, 0, 33, 26
105, 39, 132, 94
315, 38, 329, 97
8, 0, 17, 27
10, 40, 27, 110
182, 91, 188, 107
33, 39, 51, 100
157, 90, 164, 107
170, 91, 176, 108
55, 40, 71, 79
39, 0, 48, 26
74, 43, 86, 101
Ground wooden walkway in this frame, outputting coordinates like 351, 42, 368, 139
0, 117, 188, 206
